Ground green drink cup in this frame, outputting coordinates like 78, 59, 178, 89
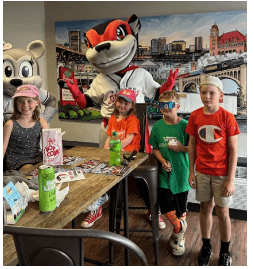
38, 165, 56, 212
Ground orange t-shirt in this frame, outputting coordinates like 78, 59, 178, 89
107, 114, 141, 152
185, 107, 240, 176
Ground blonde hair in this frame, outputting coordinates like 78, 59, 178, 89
11, 96, 41, 122
159, 90, 180, 103
112, 96, 137, 117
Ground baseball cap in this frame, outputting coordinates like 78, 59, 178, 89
118, 89, 136, 103
200, 76, 223, 93
12, 85, 40, 98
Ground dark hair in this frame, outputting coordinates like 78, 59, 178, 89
10, 96, 41, 122
112, 96, 137, 118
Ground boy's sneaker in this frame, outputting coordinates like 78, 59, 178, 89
172, 236, 185, 256
218, 253, 232, 266
81, 206, 103, 228
198, 245, 213, 266
148, 212, 166, 230
169, 218, 187, 248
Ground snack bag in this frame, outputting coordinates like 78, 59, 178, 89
42, 129, 63, 166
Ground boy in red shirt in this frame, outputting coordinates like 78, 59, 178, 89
186, 76, 240, 266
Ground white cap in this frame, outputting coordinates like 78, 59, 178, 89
200, 76, 223, 93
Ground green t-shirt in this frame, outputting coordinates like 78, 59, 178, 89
149, 118, 191, 194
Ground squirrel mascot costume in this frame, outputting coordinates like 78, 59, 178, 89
3, 40, 57, 124
60, 14, 178, 152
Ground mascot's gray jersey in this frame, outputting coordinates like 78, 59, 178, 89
86, 68, 160, 119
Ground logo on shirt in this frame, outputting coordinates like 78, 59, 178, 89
108, 92, 117, 105
198, 125, 223, 143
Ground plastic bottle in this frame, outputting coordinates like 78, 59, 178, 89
109, 131, 121, 166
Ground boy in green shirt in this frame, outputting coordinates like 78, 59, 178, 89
149, 90, 191, 256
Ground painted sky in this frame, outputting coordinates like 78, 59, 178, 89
55, 10, 247, 49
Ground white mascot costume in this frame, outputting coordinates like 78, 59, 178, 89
3, 40, 57, 124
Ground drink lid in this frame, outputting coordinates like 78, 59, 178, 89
112, 131, 117, 136
39, 165, 53, 170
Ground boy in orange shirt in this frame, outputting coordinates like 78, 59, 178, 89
186, 76, 240, 266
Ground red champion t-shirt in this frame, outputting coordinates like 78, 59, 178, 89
185, 107, 240, 176
107, 114, 141, 152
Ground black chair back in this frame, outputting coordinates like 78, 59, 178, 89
135, 104, 148, 153
4, 225, 147, 266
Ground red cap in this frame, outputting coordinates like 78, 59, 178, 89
118, 89, 136, 103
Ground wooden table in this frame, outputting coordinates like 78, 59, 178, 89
3, 146, 148, 266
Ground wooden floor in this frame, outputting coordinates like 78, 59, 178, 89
64, 193, 247, 266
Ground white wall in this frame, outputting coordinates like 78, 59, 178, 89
3, 1, 247, 148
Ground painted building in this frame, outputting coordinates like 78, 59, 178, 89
209, 24, 247, 55
195, 36, 203, 51
140, 60, 159, 80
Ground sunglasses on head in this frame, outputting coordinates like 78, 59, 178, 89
159, 101, 178, 110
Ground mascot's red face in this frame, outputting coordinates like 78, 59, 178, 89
85, 14, 141, 74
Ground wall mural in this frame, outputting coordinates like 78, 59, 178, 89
55, 10, 247, 121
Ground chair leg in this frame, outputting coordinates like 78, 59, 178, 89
109, 183, 119, 264
123, 177, 130, 266
150, 203, 160, 265
72, 218, 76, 229
115, 187, 123, 234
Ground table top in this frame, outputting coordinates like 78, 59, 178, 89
3, 146, 148, 266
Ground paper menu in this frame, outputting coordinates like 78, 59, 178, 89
3, 182, 25, 223
55, 169, 85, 183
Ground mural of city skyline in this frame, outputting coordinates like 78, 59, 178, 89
56, 10, 247, 121
55, 10, 247, 51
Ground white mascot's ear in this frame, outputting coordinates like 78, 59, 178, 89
3, 41, 12, 51
27, 40, 45, 59
126, 14, 141, 36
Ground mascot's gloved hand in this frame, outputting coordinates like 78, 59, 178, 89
159, 68, 179, 94
58, 79, 87, 109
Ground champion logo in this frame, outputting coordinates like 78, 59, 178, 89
198, 125, 223, 143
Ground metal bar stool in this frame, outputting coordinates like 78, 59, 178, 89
110, 104, 160, 265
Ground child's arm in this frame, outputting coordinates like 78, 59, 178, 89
121, 134, 134, 149
168, 141, 188, 152
153, 148, 172, 172
188, 135, 196, 189
221, 135, 238, 197
40, 118, 49, 129
104, 136, 111, 149
3, 120, 13, 158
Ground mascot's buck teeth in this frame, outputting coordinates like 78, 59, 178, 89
96, 50, 131, 66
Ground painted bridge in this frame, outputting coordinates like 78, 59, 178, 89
176, 64, 247, 97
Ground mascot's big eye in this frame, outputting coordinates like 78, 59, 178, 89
19, 61, 33, 78
116, 25, 128, 41
84, 33, 93, 49
3, 60, 14, 78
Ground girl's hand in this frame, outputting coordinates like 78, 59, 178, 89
168, 140, 184, 152
188, 172, 196, 189
221, 180, 235, 197
162, 160, 172, 172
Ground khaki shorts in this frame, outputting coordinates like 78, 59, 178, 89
196, 171, 233, 207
